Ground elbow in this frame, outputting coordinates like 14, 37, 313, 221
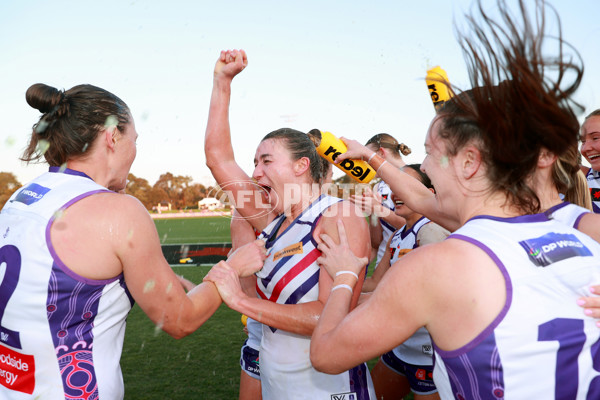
167, 330, 186, 340
162, 325, 194, 340
310, 340, 344, 374
159, 317, 197, 340
309, 342, 327, 372
205, 151, 220, 171
178, 323, 198, 339
205, 150, 233, 174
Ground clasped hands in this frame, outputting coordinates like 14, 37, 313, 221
203, 239, 266, 306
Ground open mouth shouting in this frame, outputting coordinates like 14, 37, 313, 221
257, 182, 272, 194
391, 194, 404, 207
256, 182, 274, 205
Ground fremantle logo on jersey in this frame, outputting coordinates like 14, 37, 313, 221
519, 232, 592, 267
13, 183, 51, 205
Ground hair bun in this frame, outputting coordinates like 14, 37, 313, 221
26, 83, 65, 114
398, 143, 412, 156
307, 129, 322, 147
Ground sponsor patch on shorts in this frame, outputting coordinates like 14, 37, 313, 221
240, 344, 260, 378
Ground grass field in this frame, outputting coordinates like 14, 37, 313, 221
123, 217, 237, 399
122, 266, 245, 399
121, 216, 387, 399
154, 216, 232, 244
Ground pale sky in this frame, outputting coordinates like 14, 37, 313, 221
1, 0, 598, 186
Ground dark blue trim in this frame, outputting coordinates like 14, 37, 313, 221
467, 213, 549, 224
49, 166, 93, 180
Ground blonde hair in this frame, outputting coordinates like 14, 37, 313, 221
555, 157, 593, 210
365, 133, 411, 159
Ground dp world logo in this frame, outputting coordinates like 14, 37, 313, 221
207, 180, 277, 220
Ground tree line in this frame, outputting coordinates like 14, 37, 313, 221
0, 171, 222, 211
0, 170, 361, 211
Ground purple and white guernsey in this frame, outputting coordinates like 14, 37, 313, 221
545, 201, 590, 229
374, 181, 396, 266
434, 214, 600, 400
586, 168, 600, 213
256, 194, 375, 400
386, 217, 435, 366
0, 168, 133, 399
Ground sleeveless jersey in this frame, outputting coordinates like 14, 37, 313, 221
240, 317, 262, 380
245, 227, 263, 352
0, 168, 133, 399
375, 181, 396, 266
545, 201, 590, 229
244, 317, 262, 355
586, 168, 600, 213
433, 214, 600, 400
387, 217, 435, 365
256, 194, 375, 399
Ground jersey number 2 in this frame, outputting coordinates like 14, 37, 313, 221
0, 244, 22, 349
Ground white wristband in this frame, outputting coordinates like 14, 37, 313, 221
376, 160, 388, 174
331, 284, 354, 294
335, 271, 359, 280
367, 152, 377, 163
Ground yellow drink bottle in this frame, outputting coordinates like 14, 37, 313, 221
426, 66, 451, 111
314, 131, 376, 183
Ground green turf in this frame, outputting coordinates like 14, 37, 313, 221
122, 266, 245, 399
153, 216, 232, 244
123, 219, 238, 399
121, 217, 396, 399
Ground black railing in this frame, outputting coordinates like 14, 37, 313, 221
161, 243, 232, 265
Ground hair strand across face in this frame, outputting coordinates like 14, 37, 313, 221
436, 0, 583, 214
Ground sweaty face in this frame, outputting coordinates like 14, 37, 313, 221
581, 115, 600, 171
252, 139, 297, 213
